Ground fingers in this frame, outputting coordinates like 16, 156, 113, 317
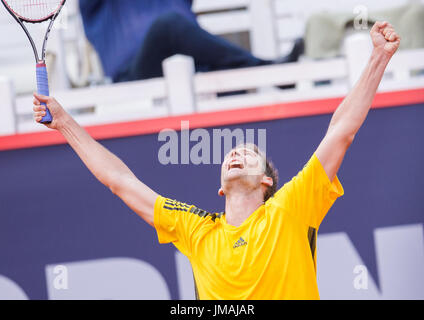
34, 112, 46, 123
383, 26, 394, 39
382, 26, 392, 36
390, 33, 400, 42
33, 103, 46, 113
380, 22, 400, 41
33, 104, 46, 123
372, 21, 401, 43
33, 94, 47, 122
385, 29, 400, 43
33, 92, 58, 108
32, 93, 64, 126
33, 95, 45, 111
33, 92, 50, 103
34, 111, 46, 122
371, 21, 388, 33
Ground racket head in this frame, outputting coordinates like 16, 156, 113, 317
1, 0, 66, 23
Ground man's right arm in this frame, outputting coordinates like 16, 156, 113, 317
33, 93, 157, 226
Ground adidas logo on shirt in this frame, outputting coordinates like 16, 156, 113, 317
233, 237, 247, 249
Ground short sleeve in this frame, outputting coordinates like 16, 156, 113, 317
271, 153, 344, 228
153, 195, 207, 257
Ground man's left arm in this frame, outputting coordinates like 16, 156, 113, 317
316, 21, 401, 181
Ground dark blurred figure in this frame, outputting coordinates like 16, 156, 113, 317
79, 0, 304, 83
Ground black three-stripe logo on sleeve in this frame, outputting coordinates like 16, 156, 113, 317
163, 198, 223, 223
164, 199, 190, 212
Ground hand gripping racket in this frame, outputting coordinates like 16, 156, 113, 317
1, 0, 66, 123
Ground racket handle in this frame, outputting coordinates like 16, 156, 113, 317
36, 62, 53, 124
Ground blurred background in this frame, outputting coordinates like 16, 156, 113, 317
0, 0, 423, 300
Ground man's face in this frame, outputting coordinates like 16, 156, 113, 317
220, 145, 266, 184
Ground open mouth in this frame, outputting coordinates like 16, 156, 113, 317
228, 161, 244, 171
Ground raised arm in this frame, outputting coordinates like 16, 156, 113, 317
316, 21, 401, 181
33, 94, 158, 226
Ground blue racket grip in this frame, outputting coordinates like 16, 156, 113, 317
36, 63, 53, 123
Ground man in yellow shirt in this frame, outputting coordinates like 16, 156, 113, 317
155, 147, 343, 299
32, 22, 400, 299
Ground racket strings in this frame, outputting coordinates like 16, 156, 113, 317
4, 0, 63, 21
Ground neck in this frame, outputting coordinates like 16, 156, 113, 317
224, 188, 264, 227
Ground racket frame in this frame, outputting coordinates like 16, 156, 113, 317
0, 0, 66, 63
1, 0, 66, 123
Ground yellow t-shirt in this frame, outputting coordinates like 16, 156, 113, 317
154, 153, 344, 300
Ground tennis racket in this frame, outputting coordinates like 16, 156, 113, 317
1, 0, 66, 123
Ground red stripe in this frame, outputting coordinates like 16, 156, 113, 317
1, 88, 423, 151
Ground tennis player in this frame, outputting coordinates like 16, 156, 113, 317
33, 21, 400, 299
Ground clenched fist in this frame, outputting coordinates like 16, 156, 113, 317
33, 93, 68, 130
370, 21, 401, 57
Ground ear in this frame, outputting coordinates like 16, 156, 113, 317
261, 175, 273, 188
218, 187, 225, 196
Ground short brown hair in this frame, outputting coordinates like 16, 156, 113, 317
263, 157, 278, 202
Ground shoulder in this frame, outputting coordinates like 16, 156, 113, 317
156, 196, 222, 223
189, 206, 224, 223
